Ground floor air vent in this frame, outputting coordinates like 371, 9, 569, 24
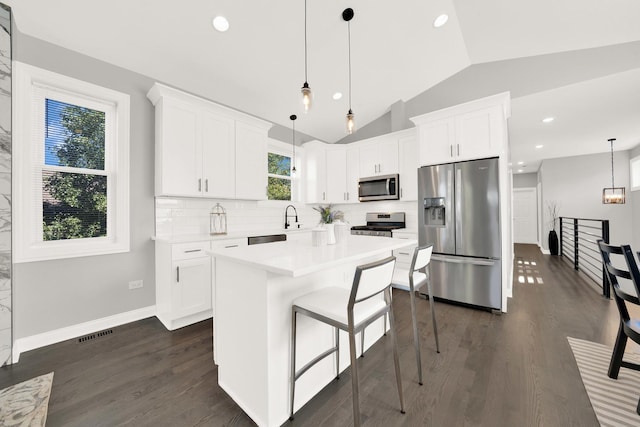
78, 329, 113, 343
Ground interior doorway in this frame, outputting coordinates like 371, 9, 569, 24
513, 188, 538, 244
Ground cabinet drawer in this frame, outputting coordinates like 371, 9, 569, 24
172, 242, 210, 260
211, 238, 247, 249
393, 247, 415, 264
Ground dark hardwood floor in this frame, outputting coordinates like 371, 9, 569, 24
1, 244, 627, 426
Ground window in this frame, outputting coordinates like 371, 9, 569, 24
631, 155, 640, 192
14, 62, 130, 262
267, 152, 292, 200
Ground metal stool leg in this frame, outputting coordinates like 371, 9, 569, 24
348, 327, 361, 426
289, 308, 297, 421
335, 327, 340, 379
426, 280, 440, 353
360, 329, 365, 358
386, 289, 406, 414
408, 284, 423, 385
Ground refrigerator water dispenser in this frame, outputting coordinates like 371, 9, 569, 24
423, 197, 446, 226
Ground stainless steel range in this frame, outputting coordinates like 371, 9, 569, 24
350, 212, 406, 237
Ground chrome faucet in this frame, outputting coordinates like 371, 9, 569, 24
284, 205, 298, 229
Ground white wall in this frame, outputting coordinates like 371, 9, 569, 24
513, 172, 538, 188
631, 145, 640, 251
540, 150, 633, 250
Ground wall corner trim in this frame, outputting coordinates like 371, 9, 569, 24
12, 306, 157, 363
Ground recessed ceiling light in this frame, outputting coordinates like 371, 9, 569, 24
433, 14, 449, 28
517, 161, 524, 165
332, 92, 343, 100
535, 144, 544, 149
212, 16, 229, 32
542, 117, 554, 123
517, 169, 523, 173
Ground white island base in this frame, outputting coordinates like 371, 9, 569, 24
212, 236, 416, 427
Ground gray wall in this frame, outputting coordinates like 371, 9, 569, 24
513, 173, 538, 188
13, 31, 156, 338
539, 151, 633, 250
631, 145, 640, 252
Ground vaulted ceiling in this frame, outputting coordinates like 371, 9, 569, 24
6, 0, 640, 172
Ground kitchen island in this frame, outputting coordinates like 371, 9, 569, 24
210, 235, 416, 427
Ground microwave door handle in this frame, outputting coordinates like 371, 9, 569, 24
386, 178, 391, 195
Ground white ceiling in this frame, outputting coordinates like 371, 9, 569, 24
5, 0, 640, 173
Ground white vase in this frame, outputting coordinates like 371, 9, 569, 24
325, 223, 336, 245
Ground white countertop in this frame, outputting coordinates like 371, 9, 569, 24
209, 235, 417, 277
152, 227, 314, 244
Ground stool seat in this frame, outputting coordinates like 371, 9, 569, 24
391, 269, 426, 289
293, 287, 386, 328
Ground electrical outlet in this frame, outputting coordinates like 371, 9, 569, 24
128, 280, 143, 290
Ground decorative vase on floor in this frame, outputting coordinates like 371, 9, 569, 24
325, 223, 336, 245
549, 230, 559, 256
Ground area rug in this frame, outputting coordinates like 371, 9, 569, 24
0, 372, 53, 427
568, 337, 640, 426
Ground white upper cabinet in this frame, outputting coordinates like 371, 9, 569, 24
303, 141, 327, 204
345, 146, 359, 203
325, 147, 347, 204
411, 92, 511, 166
358, 135, 399, 177
147, 83, 272, 199
398, 133, 418, 201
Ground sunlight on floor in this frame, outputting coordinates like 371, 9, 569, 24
517, 258, 544, 285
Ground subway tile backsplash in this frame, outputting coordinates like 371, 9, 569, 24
154, 198, 418, 238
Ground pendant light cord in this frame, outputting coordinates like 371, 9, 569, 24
348, 20, 352, 110
610, 139, 615, 187
304, 0, 308, 83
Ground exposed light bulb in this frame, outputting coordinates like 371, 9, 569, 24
301, 82, 312, 112
346, 109, 356, 134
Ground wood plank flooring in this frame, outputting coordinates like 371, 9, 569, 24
0, 244, 628, 426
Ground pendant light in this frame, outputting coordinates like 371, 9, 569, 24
290, 115, 297, 174
343, 8, 355, 134
602, 138, 625, 204
300, 0, 312, 112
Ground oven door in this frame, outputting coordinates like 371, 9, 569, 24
358, 174, 399, 201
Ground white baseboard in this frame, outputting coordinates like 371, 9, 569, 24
537, 243, 551, 255
12, 305, 156, 363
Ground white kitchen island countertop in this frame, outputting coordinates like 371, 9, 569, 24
209, 235, 417, 277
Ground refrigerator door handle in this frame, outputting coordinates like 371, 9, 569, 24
455, 166, 462, 251
432, 254, 497, 266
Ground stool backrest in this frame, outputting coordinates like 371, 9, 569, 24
411, 245, 433, 273
350, 256, 396, 305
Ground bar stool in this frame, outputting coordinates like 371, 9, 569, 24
289, 256, 405, 426
391, 244, 440, 386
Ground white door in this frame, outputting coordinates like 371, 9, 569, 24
513, 188, 538, 244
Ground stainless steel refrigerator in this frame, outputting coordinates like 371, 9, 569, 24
418, 157, 501, 310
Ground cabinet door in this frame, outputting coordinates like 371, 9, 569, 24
304, 148, 327, 203
418, 117, 455, 166
235, 122, 268, 200
202, 110, 235, 199
326, 148, 347, 203
398, 135, 418, 201
345, 146, 360, 202
172, 257, 212, 318
455, 106, 502, 161
378, 137, 399, 175
359, 143, 379, 177
157, 98, 202, 196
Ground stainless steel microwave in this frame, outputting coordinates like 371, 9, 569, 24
358, 174, 400, 201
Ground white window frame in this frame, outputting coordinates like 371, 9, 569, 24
13, 61, 130, 262
631, 155, 640, 192
265, 138, 300, 203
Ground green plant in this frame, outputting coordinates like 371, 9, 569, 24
313, 204, 344, 224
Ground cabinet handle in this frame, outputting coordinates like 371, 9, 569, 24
457, 144, 460, 156
401, 188, 403, 198
176, 266, 180, 283
323, 192, 326, 201
347, 192, 349, 201
224, 244, 239, 248
198, 178, 202, 192
399, 252, 410, 255
205, 179, 209, 192
450, 145, 453, 157
184, 249, 201, 253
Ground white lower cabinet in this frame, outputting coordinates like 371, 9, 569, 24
156, 240, 213, 330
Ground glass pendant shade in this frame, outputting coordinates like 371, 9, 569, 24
301, 82, 312, 112
346, 109, 355, 134
603, 187, 625, 204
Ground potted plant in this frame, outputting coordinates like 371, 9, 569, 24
313, 204, 344, 245
547, 201, 559, 255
